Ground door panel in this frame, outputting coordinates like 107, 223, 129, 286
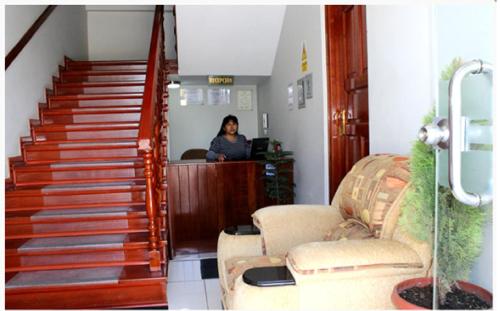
326, 5, 369, 201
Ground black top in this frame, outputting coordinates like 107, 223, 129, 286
206, 134, 251, 161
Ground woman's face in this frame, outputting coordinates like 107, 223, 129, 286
224, 120, 238, 135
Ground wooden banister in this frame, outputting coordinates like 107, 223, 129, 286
137, 5, 168, 272
5, 5, 57, 69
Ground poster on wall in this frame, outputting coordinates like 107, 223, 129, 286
207, 88, 231, 105
297, 78, 305, 109
287, 83, 294, 111
180, 88, 204, 106
237, 90, 253, 110
304, 73, 313, 99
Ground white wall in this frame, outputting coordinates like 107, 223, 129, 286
366, 6, 434, 155
5, 5, 88, 176
176, 5, 285, 75
86, 6, 154, 60
257, 6, 328, 204
168, 85, 259, 160
5, 5, 46, 52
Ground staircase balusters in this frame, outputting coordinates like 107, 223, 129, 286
137, 5, 167, 271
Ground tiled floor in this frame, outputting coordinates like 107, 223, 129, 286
167, 253, 223, 310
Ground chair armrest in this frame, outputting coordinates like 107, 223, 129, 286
287, 239, 424, 281
252, 204, 344, 256
217, 231, 262, 291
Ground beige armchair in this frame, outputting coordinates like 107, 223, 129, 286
217, 154, 432, 309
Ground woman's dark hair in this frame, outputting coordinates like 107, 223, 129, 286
217, 115, 239, 136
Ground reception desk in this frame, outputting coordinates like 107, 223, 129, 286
167, 160, 293, 255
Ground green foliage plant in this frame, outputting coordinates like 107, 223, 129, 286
259, 140, 295, 204
399, 109, 487, 302
440, 57, 463, 81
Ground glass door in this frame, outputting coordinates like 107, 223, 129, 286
430, 3, 494, 309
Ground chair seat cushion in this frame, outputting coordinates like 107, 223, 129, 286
225, 255, 286, 291
324, 218, 374, 241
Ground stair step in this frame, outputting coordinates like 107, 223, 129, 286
66, 60, 147, 71
6, 232, 154, 252
60, 70, 146, 82
7, 266, 127, 288
22, 141, 140, 164
5, 265, 166, 309
13, 160, 144, 186
31, 121, 139, 143
6, 216, 165, 239
54, 81, 145, 96
7, 205, 149, 221
41, 106, 141, 124
48, 93, 143, 108
6, 248, 158, 273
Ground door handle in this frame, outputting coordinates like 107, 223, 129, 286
448, 60, 493, 207
419, 60, 493, 207
341, 109, 347, 135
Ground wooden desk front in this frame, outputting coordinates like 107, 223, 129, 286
167, 160, 290, 255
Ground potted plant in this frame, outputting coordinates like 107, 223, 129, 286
392, 108, 492, 309
259, 139, 295, 204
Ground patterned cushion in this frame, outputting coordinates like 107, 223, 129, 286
336, 154, 410, 238
225, 255, 286, 290
324, 218, 374, 241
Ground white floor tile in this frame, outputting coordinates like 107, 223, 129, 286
168, 260, 201, 282
204, 279, 223, 310
173, 253, 200, 261
167, 280, 208, 310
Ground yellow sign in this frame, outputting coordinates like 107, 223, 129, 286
301, 43, 308, 73
208, 76, 234, 85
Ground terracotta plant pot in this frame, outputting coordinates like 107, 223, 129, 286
391, 277, 492, 309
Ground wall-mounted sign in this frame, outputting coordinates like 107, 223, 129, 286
301, 42, 308, 73
208, 75, 234, 85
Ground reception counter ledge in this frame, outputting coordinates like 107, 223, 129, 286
167, 159, 292, 256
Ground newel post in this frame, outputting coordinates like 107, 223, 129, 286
143, 150, 161, 271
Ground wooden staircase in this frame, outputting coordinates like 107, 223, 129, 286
5, 6, 174, 307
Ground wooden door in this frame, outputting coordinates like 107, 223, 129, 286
326, 5, 369, 201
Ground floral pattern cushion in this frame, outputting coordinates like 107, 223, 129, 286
225, 255, 286, 290
336, 154, 411, 238
324, 218, 374, 241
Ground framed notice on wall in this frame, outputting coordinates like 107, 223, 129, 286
237, 90, 253, 110
207, 88, 231, 105
297, 78, 305, 109
180, 88, 204, 106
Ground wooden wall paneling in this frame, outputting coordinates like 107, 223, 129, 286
207, 164, 220, 236
187, 165, 200, 242
246, 162, 257, 216
167, 165, 179, 256
177, 165, 190, 244
215, 164, 225, 233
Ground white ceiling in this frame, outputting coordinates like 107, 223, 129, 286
176, 5, 286, 76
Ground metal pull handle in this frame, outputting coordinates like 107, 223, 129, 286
419, 60, 493, 207
448, 60, 493, 207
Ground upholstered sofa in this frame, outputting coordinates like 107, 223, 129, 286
217, 154, 433, 309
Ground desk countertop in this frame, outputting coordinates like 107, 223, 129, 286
168, 159, 260, 165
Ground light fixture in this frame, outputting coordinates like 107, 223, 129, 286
167, 81, 180, 89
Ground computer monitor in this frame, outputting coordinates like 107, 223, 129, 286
250, 138, 269, 160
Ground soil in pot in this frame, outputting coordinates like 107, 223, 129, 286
399, 285, 491, 309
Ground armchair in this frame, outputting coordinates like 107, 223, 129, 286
217, 154, 432, 309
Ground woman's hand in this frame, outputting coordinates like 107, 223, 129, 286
217, 153, 226, 162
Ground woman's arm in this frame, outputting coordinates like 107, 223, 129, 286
206, 137, 222, 161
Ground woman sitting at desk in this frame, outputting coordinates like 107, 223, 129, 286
206, 115, 251, 162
